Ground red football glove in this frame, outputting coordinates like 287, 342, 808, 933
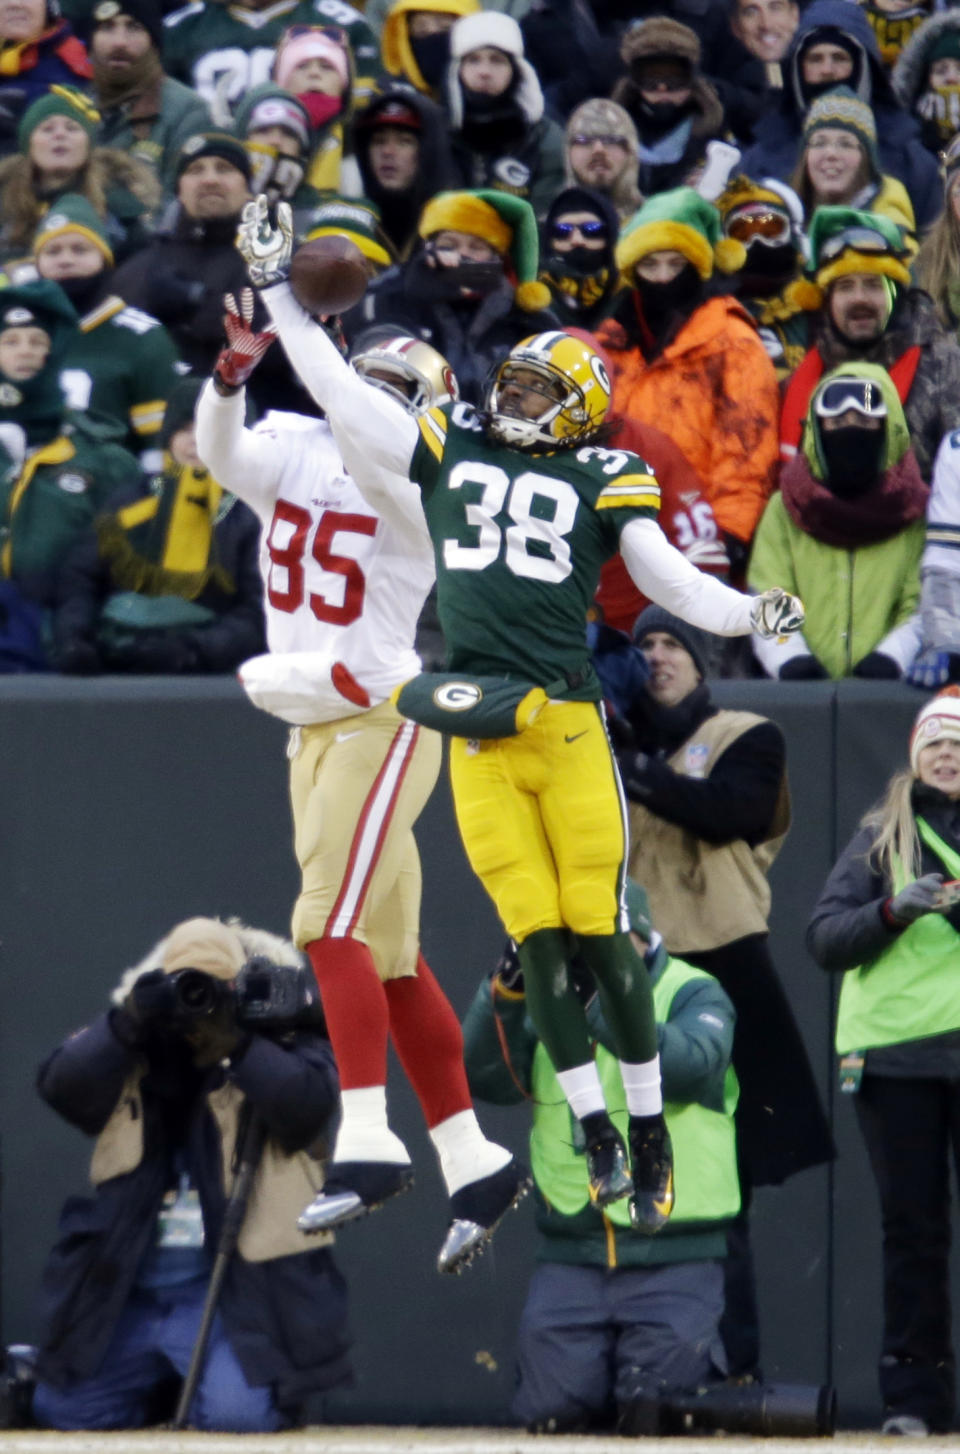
214, 288, 277, 392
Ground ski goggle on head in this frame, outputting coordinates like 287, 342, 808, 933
814, 377, 888, 420
724, 204, 791, 248
817, 226, 895, 264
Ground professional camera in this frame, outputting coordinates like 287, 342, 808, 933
618, 1378, 837, 1438
129, 958, 325, 1034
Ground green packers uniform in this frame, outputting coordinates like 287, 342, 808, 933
410, 400, 663, 1069
163, 0, 378, 110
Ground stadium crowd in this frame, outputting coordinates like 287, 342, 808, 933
8, 0, 960, 1436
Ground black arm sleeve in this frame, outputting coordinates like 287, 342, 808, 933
36, 1013, 140, 1134
623, 721, 786, 846
806, 825, 904, 971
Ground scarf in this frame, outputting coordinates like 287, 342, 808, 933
97, 463, 235, 599
779, 448, 928, 548
627, 681, 715, 755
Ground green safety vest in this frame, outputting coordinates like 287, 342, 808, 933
529, 957, 741, 1226
836, 816, 960, 1054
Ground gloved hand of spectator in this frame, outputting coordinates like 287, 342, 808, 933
617, 749, 653, 802
605, 707, 636, 753
104, 633, 200, 674
214, 288, 277, 394
143, 265, 206, 322
493, 939, 524, 996
853, 651, 900, 680
55, 638, 102, 676
779, 655, 828, 681
906, 649, 952, 691
886, 873, 945, 926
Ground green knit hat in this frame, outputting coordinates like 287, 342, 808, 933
418, 189, 552, 311
32, 193, 113, 265
806, 205, 912, 297
929, 30, 960, 66
0, 280, 77, 444
307, 195, 396, 272
18, 85, 100, 156
616, 186, 746, 284
624, 878, 653, 942
803, 86, 878, 174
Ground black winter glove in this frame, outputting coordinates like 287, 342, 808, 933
616, 748, 653, 802
604, 707, 636, 753
779, 655, 829, 681
125, 968, 176, 1030
55, 638, 102, 675
108, 1004, 148, 1050
143, 267, 207, 323
853, 651, 900, 680
493, 939, 524, 995
104, 633, 200, 674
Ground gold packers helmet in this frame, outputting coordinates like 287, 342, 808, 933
484, 331, 612, 449
351, 333, 459, 416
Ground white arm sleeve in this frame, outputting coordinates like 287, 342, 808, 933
195, 379, 281, 512
877, 611, 923, 672
619, 516, 755, 635
262, 282, 419, 477
751, 627, 814, 678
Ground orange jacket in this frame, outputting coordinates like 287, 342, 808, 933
597, 294, 780, 549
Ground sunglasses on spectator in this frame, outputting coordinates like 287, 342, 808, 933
569, 134, 630, 149
815, 378, 888, 419
818, 226, 896, 262
724, 207, 791, 248
282, 23, 349, 43
550, 220, 607, 239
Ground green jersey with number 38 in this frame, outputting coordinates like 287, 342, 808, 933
410, 401, 661, 696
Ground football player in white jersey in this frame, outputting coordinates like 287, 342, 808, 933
195, 292, 529, 1274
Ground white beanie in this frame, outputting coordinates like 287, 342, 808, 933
909, 688, 960, 774
446, 11, 544, 126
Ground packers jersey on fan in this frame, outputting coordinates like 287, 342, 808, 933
410, 401, 661, 695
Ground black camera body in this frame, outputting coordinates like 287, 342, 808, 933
130, 958, 325, 1035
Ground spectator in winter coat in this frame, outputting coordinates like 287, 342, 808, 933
52, 376, 265, 676
780, 206, 960, 483
739, 0, 941, 229
893, 11, 960, 158
860, 0, 933, 73
750, 362, 927, 681
597, 187, 780, 576
353, 86, 455, 258
342, 187, 556, 403
612, 18, 728, 201
916, 136, 960, 339
162, 0, 376, 111
0, 280, 143, 629
0, 84, 159, 265
30, 915, 349, 1431
234, 84, 333, 242
537, 186, 620, 330
716, 173, 818, 380
790, 89, 916, 252
462, 881, 739, 1434
564, 97, 641, 220
905, 425, 960, 689
443, 11, 564, 218
379, 0, 480, 101
271, 23, 356, 195
84, 0, 211, 197
0, 0, 92, 159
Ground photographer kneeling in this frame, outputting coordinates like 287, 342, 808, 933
31, 917, 350, 1433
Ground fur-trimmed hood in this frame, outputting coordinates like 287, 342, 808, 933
0, 146, 162, 214
112, 919, 304, 1005
892, 9, 960, 112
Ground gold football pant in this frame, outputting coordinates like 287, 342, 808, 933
289, 699, 442, 979
448, 700, 629, 943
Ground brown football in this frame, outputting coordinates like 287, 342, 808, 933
289, 235, 369, 316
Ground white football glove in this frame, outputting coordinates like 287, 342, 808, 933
236, 193, 294, 289
750, 587, 805, 640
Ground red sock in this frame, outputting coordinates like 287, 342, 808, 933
385, 954, 472, 1128
306, 937, 389, 1090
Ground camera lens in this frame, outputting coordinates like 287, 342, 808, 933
174, 970, 219, 1015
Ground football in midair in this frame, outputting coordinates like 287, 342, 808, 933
289, 235, 369, 316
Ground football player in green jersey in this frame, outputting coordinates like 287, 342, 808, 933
237, 194, 804, 1236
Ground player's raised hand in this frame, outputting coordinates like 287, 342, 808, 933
236, 193, 294, 288
751, 587, 805, 640
213, 289, 277, 393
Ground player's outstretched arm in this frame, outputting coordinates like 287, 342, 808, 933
619, 517, 804, 638
235, 196, 419, 479
195, 291, 283, 509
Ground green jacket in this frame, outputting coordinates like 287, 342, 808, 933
0, 417, 142, 606
94, 76, 212, 198
462, 944, 739, 1268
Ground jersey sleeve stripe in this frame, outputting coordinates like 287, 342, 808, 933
595, 493, 661, 511
417, 409, 447, 462
604, 474, 660, 493
130, 400, 166, 433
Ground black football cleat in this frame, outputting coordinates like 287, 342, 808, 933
628, 1113, 674, 1234
297, 1160, 414, 1234
581, 1112, 633, 1208
437, 1158, 533, 1274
